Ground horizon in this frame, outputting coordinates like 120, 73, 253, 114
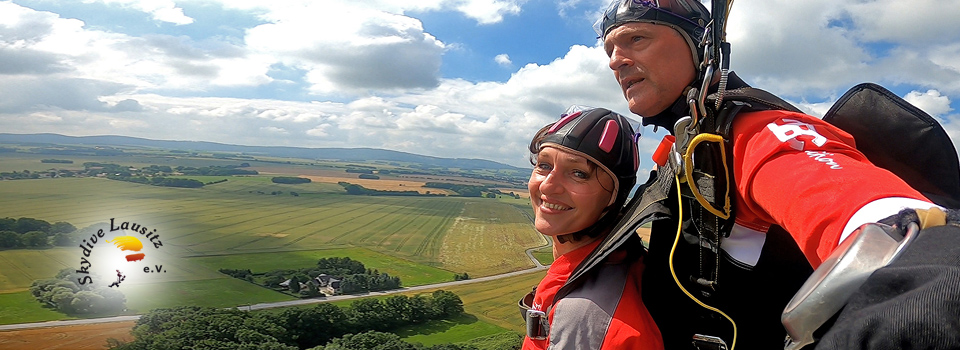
0, 132, 528, 169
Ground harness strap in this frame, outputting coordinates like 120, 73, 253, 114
680, 88, 795, 297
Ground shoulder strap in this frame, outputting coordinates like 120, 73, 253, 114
706, 87, 802, 134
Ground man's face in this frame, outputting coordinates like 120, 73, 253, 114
604, 22, 696, 118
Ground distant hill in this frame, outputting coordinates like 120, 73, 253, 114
0, 133, 524, 171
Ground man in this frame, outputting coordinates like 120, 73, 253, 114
564, 0, 960, 349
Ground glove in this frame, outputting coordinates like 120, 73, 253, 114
815, 207, 960, 350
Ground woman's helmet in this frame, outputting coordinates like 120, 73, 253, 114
594, 0, 711, 71
530, 105, 640, 209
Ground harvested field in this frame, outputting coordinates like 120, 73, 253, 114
298, 174, 454, 195
0, 321, 135, 350
438, 201, 545, 276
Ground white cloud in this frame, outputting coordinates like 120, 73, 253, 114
845, 0, 960, 45
93, 0, 194, 25
904, 90, 953, 117
494, 53, 512, 66
244, 2, 445, 95
454, 0, 523, 24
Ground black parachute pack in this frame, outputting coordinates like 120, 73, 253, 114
821, 83, 960, 207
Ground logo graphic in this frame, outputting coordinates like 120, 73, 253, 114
766, 119, 827, 151
75, 218, 166, 288
107, 235, 146, 262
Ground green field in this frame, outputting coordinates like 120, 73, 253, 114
0, 155, 545, 329
397, 314, 513, 346
0, 249, 74, 292
0, 291, 73, 324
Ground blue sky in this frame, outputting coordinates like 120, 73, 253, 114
1, 0, 959, 168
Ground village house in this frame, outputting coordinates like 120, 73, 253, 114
279, 274, 342, 296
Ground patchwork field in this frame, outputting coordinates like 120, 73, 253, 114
0, 168, 542, 325
0, 151, 547, 348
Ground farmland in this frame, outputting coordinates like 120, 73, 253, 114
0, 147, 544, 347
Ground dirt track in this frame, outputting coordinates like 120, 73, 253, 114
0, 321, 135, 350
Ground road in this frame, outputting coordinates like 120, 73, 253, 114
0, 244, 551, 331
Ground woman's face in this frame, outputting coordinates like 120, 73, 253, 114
528, 146, 615, 237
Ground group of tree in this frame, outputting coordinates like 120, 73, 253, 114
0, 217, 76, 249
82, 162, 133, 176
0, 170, 42, 180
421, 183, 490, 197
106, 175, 205, 188
108, 290, 468, 350
453, 273, 470, 281
219, 268, 254, 282
338, 182, 443, 197
272, 176, 312, 184
30, 269, 126, 315
337, 272, 401, 294
82, 162, 257, 178
176, 164, 258, 176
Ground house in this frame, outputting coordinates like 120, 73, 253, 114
279, 278, 308, 291
323, 278, 341, 296
314, 274, 342, 295
279, 274, 342, 296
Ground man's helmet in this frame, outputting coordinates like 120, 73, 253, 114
594, 0, 710, 71
530, 106, 640, 209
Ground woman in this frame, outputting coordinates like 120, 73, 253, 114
520, 106, 662, 349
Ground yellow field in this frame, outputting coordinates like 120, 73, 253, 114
253, 166, 459, 195
439, 201, 546, 276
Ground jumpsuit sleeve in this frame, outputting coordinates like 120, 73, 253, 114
730, 110, 929, 267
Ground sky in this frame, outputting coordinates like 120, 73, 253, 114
1, 0, 959, 168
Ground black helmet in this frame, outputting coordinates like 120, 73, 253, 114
594, 0, 710, 68
530, 106, 640, 209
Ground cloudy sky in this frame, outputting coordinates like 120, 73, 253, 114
1, 0, 959, 168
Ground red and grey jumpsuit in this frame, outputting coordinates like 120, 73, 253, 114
522, 238, 663, 350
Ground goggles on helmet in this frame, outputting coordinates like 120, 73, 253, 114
594, 0, 708, 43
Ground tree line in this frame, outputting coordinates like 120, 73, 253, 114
108, 290, 471, 350
272, 176, 312, 184
83, 162, 256, 188
0, 217, 77, 249
338, 182, 443, 197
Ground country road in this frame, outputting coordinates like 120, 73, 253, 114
0, 245, 551, 332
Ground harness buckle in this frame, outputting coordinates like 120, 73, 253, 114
692, 334, 728, 350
